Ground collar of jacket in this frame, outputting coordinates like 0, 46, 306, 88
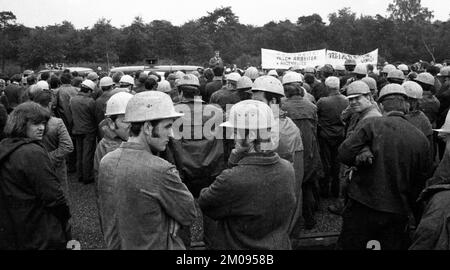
238, 151, 280, 166
384, 111, 406, 118
119, 141, 153, 154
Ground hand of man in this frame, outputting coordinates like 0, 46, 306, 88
355, 149, 374, 166
169, 219, 181, 237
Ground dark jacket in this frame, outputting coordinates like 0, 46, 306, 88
209, 87, 241, 111
205, 78, 223, 103
0, 103, 7, 141
0, 138, 71, 250
317, 91, 349, 139
3, 83, 24, 111
55, 84, 78, 131
419, 91, 441, 128
338, 112, 432, 216
69, 92, 97, 135
162, 99, 225, 197
199, 151, 296, 250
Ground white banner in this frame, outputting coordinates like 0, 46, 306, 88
326, 49, 378, 67
261, 48, 327, 69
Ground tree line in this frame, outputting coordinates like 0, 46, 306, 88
0, 0, 449, 75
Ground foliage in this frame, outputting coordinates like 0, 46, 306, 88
0, 1, 449, 74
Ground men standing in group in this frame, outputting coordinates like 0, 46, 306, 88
98, 91, 196, 250
337, 84, 432, 249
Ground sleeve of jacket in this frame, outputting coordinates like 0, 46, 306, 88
198, 169, 239, 220
338, 120, 373, 166
25, 144, 71, 222
48, 119, 74, 166
145, 166, 197, 226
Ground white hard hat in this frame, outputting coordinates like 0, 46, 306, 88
398, 64, 409, 72
105, 92, 134, 116
99, 76, 114, 87
402, 81, 423, 99
325, 76, 340, 89
354, 64, 367, 75
119, 75, 135, 86
437, 67, 450, 77
361, 77, 377, 90
220, 100, 275, 130
36, 80, 49, 90
304, 66, 315, 73
244, 67, 259, 80
157, 80, 171, 93
251, 75, 285, 97
177, 74, 200, 87
382, 64, 397, 74
87, 72, 99, 81
282, 72, 303, 85
346, 81, 371, 99
174, 71, 185, 79
414, 72, 435, 86
236, 76, 253, 90
123, 91, 183, 123
226, 72, 241, 82
434, 110, 450, 133
81, 79, 96, 90
334, 65, 345, 71
378, 83, 407, 101
268, 70, 278, 77
387, 70, 405, 80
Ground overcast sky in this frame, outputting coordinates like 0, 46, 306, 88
0, 0, 448, 29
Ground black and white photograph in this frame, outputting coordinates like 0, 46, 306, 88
0, 0, 449, 254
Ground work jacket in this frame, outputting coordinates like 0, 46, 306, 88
198, 151, 296, 250
98, 141, 196, 250
316, 91, 349, 140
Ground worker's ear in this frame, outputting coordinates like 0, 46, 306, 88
143, 121, 153, 136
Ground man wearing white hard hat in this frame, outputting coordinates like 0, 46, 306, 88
411, 110, 450, 250
209, 72, 241, 111
316, 77, 349, 198
250, 75, 305, 232
337, 83, 432, 250
199, 100, 296, 249
95, 91, 133, 247
98, 91, 196, 250
69, 79, 97, 184
118, 74, 135, 93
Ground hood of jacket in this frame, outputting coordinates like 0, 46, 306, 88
0, 137, 40, 163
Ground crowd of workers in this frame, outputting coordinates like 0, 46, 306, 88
0, 55, 450, 250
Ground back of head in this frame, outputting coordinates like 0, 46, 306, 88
49, 76, 61, 89
144, 78, 158, 90
40, 72, 50, 82
32, 89, 53, 108
60, 72, 73, 84
213, 65, 224, 77
112, 71, 124, 84
27, 75, 37, 85
304, 73, 315, 85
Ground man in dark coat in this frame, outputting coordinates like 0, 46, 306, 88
337, 84, 432, 250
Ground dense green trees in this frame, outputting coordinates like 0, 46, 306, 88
0, 0, 448, 74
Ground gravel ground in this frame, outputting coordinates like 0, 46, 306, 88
67, 171, 341, 250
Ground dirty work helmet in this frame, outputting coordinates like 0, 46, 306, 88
268, 70, 278, 77
346, 81, 371, 99
81, 79, 96, 90
282, 72, 303, 85
382, 64, 396, 74
36, 80, 50, 90
378, 83, 407, 101
251, 75, 285, 97
437, 67, 450, 77
220, 100, 275, 130
325, 76, 340, 89
236, 76, 253, 90
124, 91, 183, 123
87, 72, 99, 81
244, 67, 259, 80
361, 77, 377, 91
354, 64, 367, 75
344, 59, 357, 66
174, 71, 185, 79
398, 64, 409, 72
105, 92, 134, 116
402, 81, 423, 99
414, 72, 435, 86
226, 72, 241, 82
387, 69, 405, 80
304, 66, 316, 74
99, 76, 114, 87
177, 74, 200, 87
119, 75, 135, 86
157, 80, 171, 93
